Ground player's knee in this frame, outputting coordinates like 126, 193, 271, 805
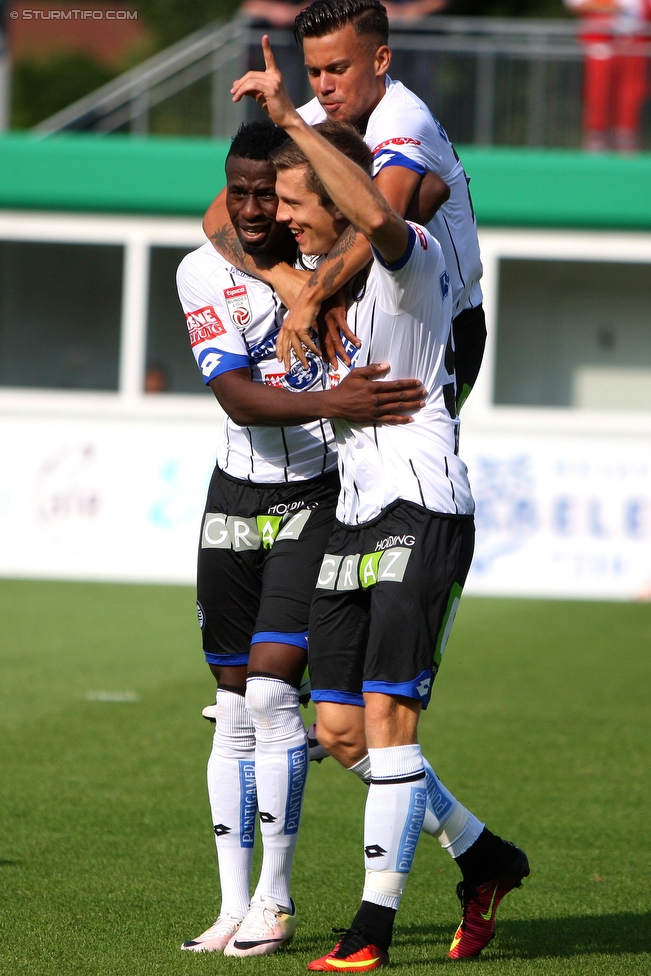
245, 676, 302, 736
315, 718, 365, 764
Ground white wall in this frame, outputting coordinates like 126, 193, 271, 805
1, 214, 651, 598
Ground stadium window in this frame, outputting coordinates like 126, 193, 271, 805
0, 240, 123, 391
145, 246, 209, 395
494, 259, 651, 411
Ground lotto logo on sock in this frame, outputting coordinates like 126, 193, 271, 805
396, 786, 427, 873
284, 745, 308, 835
239, 760, 257, 848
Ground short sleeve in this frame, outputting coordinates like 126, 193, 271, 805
176, 253, 250, 384
371, 222, 447, 314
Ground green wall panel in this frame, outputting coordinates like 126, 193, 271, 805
1, 134, 651, 230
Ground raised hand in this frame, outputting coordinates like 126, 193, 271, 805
231, 35, 298, 129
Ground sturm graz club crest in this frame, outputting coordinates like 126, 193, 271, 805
282, 349, 326, 393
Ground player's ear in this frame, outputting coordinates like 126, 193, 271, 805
374, 44, 391, 77
333, 207, 345, 221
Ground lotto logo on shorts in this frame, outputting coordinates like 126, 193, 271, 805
316, 547, 412, 590
186, 306, 226, 346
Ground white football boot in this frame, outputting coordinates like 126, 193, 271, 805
180, 913, 244, 952
223, 895, 297, 956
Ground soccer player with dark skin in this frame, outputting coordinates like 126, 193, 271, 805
230, 37, 529, 968
178, 123, 430, 957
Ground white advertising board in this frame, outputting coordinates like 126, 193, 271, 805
1, 415, 650, 599
0, 414, 217, 585
462, 432, 651, 600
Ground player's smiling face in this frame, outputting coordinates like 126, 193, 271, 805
225, 156, 291, 255
275, 165, 347, 256
303, 25, 390, 128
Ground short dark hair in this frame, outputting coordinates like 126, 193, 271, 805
294, 0, 389, 48
270, 120, 373, 206
227, 120, 289, 162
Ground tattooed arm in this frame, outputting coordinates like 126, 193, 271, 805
277, 160, 434, 369
276, 225, 372, 369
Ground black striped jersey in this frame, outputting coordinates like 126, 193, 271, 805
298, 77, 483, 318
176, 242, 337, 483
331, 223, 474, 525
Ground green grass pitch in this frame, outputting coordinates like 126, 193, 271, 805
0, 579, 649, 976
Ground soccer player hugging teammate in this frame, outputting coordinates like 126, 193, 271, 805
176, 120, 427, 957
230, 26, 529, 972
278, 0, 487, 411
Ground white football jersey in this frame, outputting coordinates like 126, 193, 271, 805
331, 222, 474, 526
298, 77, 483, 317
177, 242, 337, 483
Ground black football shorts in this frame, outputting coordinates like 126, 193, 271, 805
197, 466, 339, 666
308, 501, 474, 708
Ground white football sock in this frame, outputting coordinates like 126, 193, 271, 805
207, 689, 256, 919
348, 749, 484, 861
245, 676, 308, 911
362, 744, 427, 911
421, 757, 484, 856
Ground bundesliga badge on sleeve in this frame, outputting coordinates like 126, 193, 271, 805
224, 285, 252, 329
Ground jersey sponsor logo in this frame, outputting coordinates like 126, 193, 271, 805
186, 305, 226, 345
284, 744, 308, 834
224, 285, 252, 328
440, 269, 450, 300
396, 785, 427, 872
249, 329, 280, 365
316, 546, 412, 590
372, 136, 422, 153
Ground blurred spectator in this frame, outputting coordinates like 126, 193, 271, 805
383, 0, 448, 18
240, 0, 306, 28
144, 364, 169, 393
565, 0, 651, 152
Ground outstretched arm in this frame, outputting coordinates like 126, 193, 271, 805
210, 365, 426, 427
278, 165, 450, 367
231, 39, 410, 261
